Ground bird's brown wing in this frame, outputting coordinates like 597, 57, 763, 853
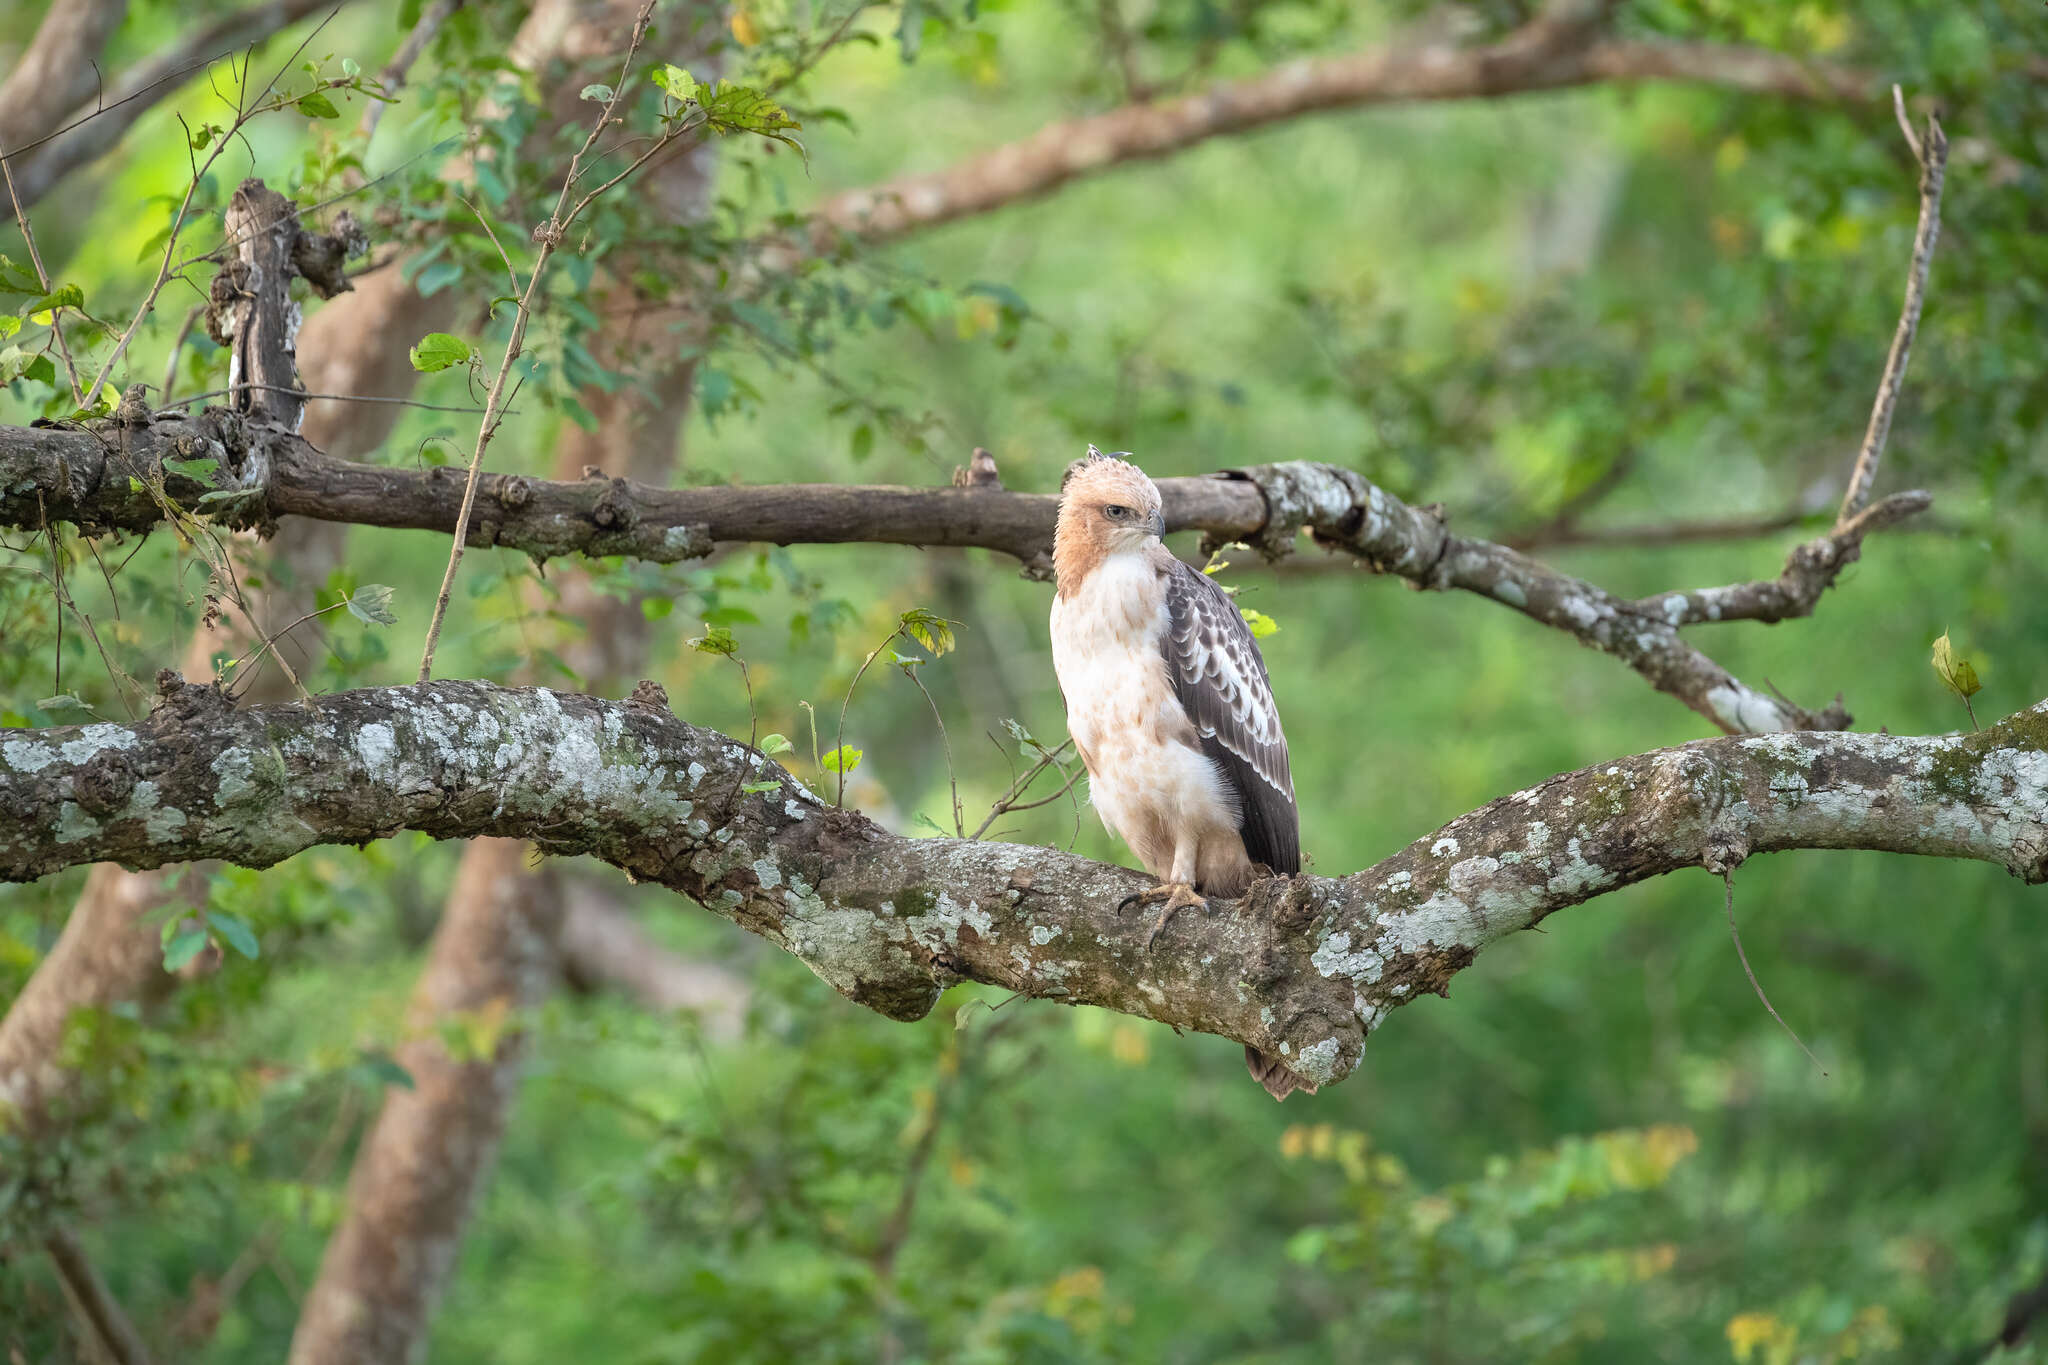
1161, 558, 1299, 875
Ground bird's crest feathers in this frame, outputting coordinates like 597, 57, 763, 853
1053, 445, 1161, 595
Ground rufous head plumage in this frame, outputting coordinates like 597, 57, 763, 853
1053, 445, 1165, 596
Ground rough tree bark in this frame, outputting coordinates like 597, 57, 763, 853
4, 677, 2043, 1092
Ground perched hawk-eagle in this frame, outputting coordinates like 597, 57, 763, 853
1048, 448, 1313, 1101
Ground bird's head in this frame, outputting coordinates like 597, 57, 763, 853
1053, 445, 1166, 593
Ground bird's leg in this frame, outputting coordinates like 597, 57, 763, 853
1116, 840, 1206, 949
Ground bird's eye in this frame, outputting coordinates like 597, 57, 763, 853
1104, 505, 1129, 520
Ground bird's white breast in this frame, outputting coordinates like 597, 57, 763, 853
1049, 553, 1236, 867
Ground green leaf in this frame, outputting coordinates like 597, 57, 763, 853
698, 80, 804, 158
414, 261, 463, 297
342, 57, 360, 78
71, 384, 118, 421
1239, 607, 1280, 638
408, 332, 471, 372
1931, 629, 1981, 700
652, 65, 698, 103
207, 910, 260, 959
641, 597, 675, 621
297, 91, 341, 118
898, 607, 955, 657
0, 344, 37, 384
820, 745, 862, 775
896, 0, 924, 62
0, 315, 19, 340
24, 283, 82, 317
347, 584, 398, 626
759, 733, 794, 756
162, 926, 209, 971
850, 422, 874, 461
162, 455, 220, 482
580, 83, 615, 103
688, 623, 738, 657
355, 1049, 415, 1090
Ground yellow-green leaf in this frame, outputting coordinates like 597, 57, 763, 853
1239, 607, 1279, 638
1931, 630, 1981, 700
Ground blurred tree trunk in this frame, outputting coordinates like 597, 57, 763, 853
284, 836, 565, 1365
0, 262, 449, 1136
287, 5, 724, 1358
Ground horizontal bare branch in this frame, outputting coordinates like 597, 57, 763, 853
0, 417, 1911, 730
4, 676, 2043, 1090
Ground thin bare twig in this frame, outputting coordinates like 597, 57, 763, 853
1721, 869, 1827, 1076
156, 384, 492, 414
0, 152, 86, 403
1837, 85, 1947, 529
900, 664, 963, 837
460, 193, 520, 297
971, 737, 1078, 840
834, 629, 899, 807
416, 0, 690, 682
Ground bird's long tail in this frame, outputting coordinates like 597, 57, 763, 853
1245, 1046, 1318, 1102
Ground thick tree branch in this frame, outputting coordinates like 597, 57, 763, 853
806, 22, 1867, 246
5, 676, 2043, 1090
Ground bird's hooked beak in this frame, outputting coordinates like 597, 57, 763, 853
1147, 508, 1167, 540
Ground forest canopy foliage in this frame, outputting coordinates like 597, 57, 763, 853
1, 0, 2045, 1361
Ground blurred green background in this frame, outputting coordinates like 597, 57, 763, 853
2, 0, 2045, 1359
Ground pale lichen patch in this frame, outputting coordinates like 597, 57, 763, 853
1293, 1037, 1344, 1086
1311, 930, 1386, 984
356, 723, 397, 778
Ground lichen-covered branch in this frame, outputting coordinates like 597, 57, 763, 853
5, 676, 2043, 1091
